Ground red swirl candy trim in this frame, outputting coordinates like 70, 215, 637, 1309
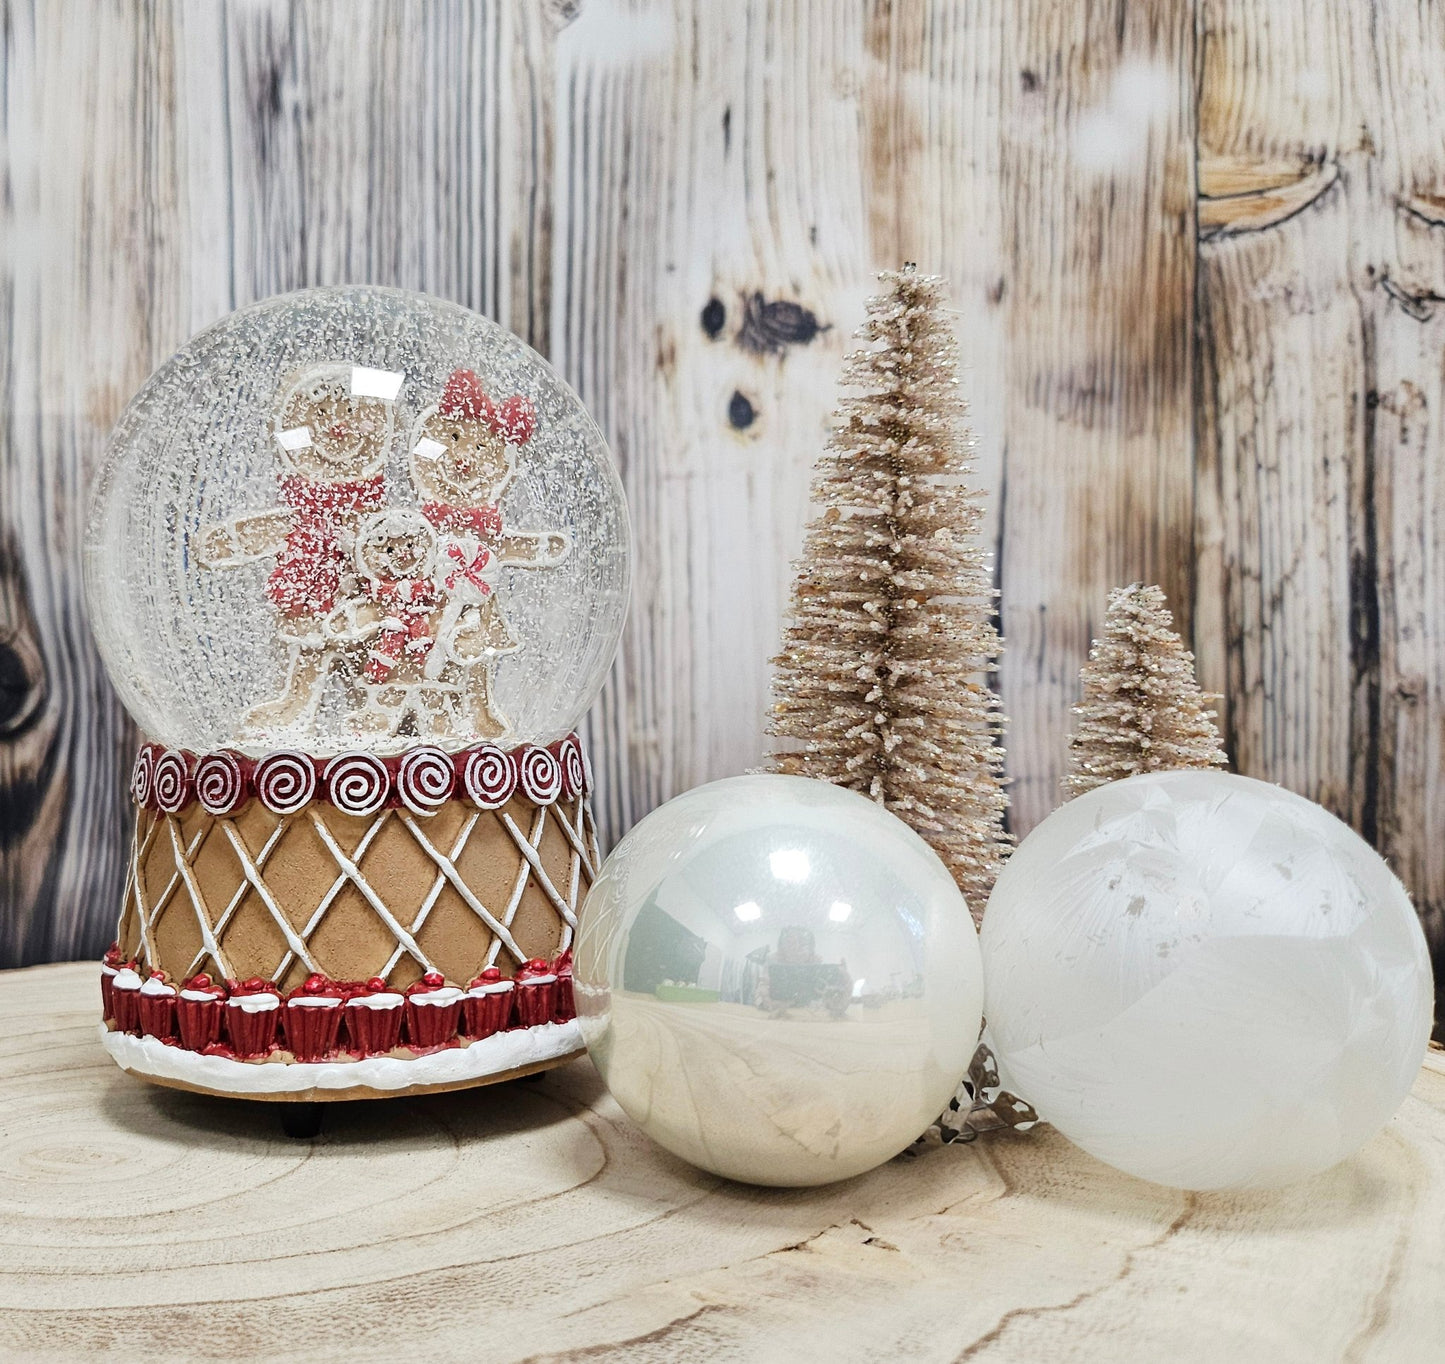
152, 749, 193, 815
254, 750, 319, 816
323, 752, 390, 817
461, 744, 516, 809
194, 750, 249, 816
127, 736, 587, 815
518, 746, 563, 805
397, 746, 456, 815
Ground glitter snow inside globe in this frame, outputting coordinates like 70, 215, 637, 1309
85, 286, 630, 1100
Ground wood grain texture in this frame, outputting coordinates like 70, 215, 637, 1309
2, 0, 1443, 1025
0, 0, 560, 961
1194, 0, 1445, 1002
1, 962, 1442, 1361
998, 0, 1197, 827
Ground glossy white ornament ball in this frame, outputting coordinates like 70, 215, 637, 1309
573, 775, 983, 1186
982, 770, 1434, 1190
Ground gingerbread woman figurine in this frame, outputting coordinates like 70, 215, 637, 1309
408, 369, 569, 740
198, 362, 399, 738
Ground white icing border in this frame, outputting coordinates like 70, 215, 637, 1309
99, 1019, 582, 1095
228, 993, 280, 1013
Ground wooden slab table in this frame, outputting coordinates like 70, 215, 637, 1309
1, 962, 1441, 1362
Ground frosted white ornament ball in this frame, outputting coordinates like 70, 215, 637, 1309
982, 770, 1434, 1190
573, 775, 983, 1186
84, 286, 630, 754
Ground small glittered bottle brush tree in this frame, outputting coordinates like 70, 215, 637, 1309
1062, 582, 1228, 797
766, 265, 1011, 920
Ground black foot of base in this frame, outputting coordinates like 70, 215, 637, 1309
280, 1102, 324, 1139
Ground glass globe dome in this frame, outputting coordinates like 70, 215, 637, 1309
85, 286, 630, 756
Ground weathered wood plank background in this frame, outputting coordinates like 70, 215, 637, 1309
2, 0, 1442, 1020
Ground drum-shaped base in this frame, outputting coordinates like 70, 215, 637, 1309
103, 737, 597, 1102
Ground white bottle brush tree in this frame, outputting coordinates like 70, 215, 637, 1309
766, 264, 1011, 921
1063, 582, 1228, 797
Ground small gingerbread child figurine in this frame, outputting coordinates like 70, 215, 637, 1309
409, 368, 570, 739
197, 362, 400, 738
335, 508, 496, 742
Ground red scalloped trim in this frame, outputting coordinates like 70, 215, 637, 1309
129, 734, 588, 816
102, 957, 576, 1062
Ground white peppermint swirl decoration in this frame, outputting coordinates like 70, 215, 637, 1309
255, 751, 318, 816
195, 750, 248, 816
559, 735, 587, 799
152, 749, 193, 814
323, 752, 390, 817
519, 746, 563, 805
130, 746, 156, 808
397, 747, 455, 816
462, 745, 517, 810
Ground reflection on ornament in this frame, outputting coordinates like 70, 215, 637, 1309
982, 770, 1434, 1190
85, 287, 629, 1100
574, 774, 983, 1187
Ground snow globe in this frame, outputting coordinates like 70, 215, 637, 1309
86, 286, 630, 1100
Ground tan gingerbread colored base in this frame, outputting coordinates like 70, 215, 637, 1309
108, 759, 600, 1097
120, 786, 596, 991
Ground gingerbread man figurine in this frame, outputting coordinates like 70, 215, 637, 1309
333, 507, 496, 742
408, 369, 569, 740
198, 362, 400, 738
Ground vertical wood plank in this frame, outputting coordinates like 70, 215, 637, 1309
553, 0, 871, 845
0, 0, 181, 964
1194, 0, 1364, 815
217, 0, 553, 329
555, 0, 1014, 850
0, 0, 557, 962
1195, 194, 1363, 812
1362, 2, 1445, 990
997, 0, 1198, 831
1195, 0, 1445, 996
858, 2, 1010, 548
1372, 284, 1445, 987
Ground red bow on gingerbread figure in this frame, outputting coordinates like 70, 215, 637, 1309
407, 368, 571, 741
